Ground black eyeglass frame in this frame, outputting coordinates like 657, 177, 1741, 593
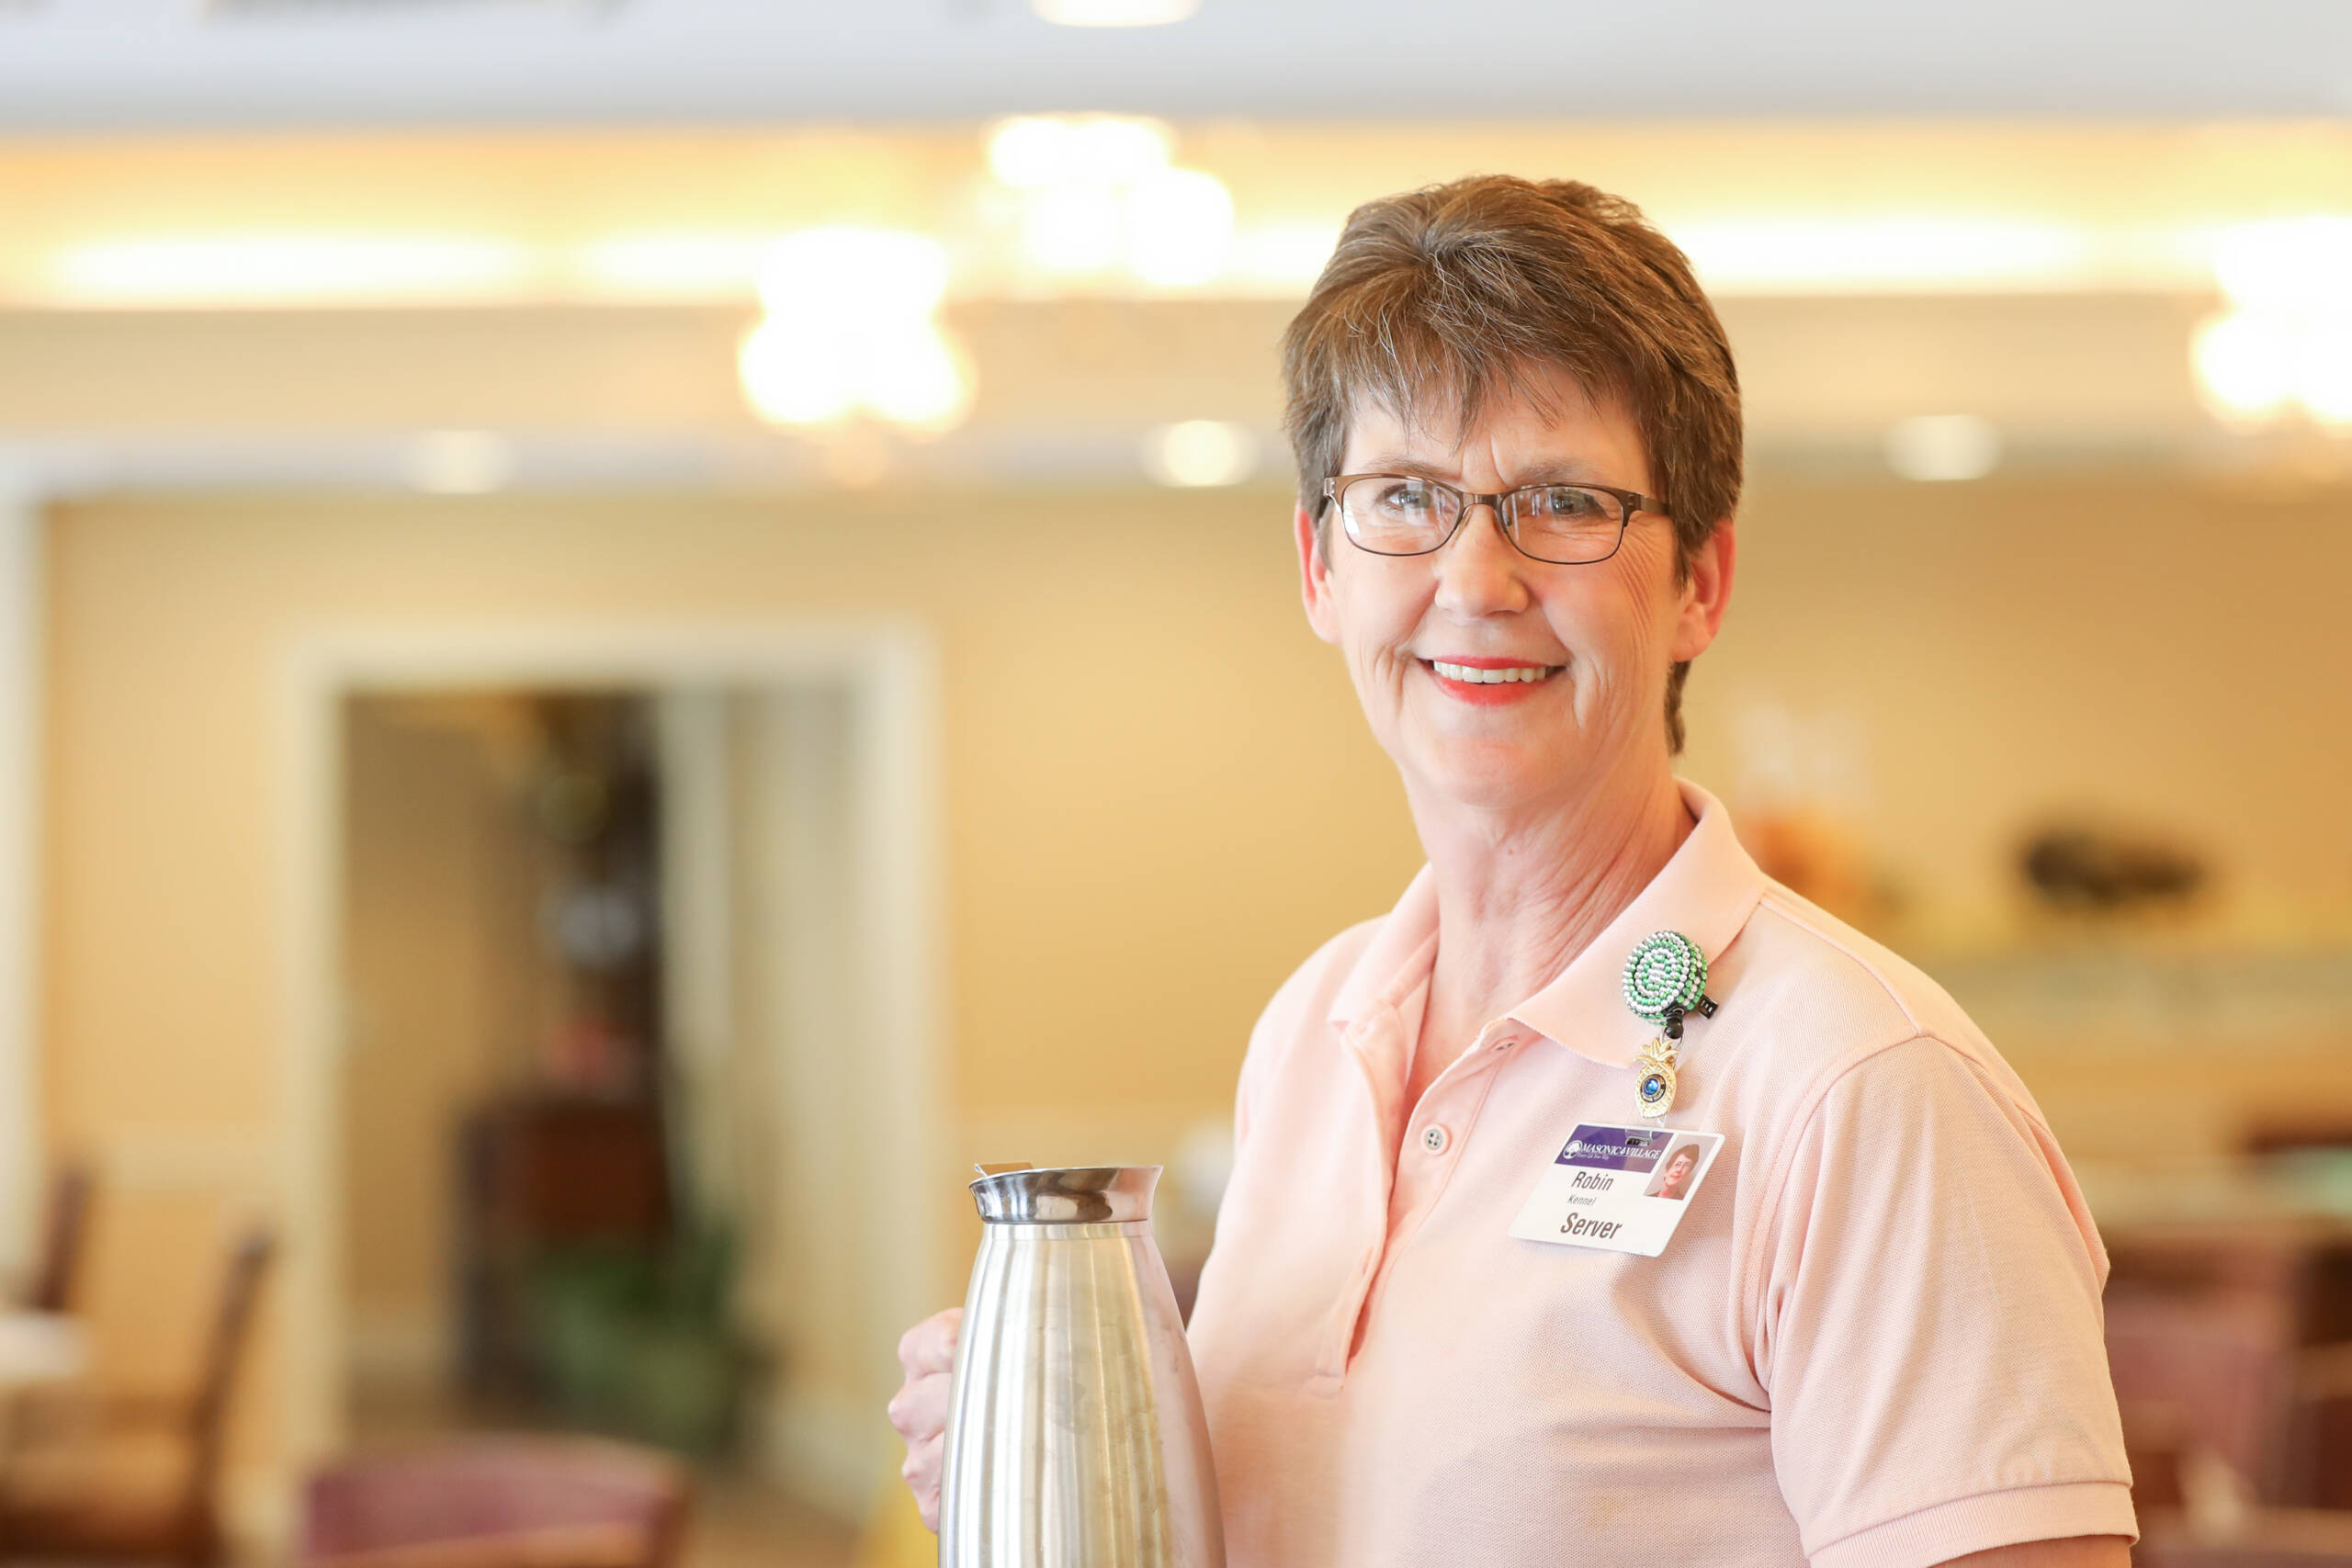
1319, 473, 1673, 566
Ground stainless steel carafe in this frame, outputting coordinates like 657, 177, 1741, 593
939, 1165, 1225, 1568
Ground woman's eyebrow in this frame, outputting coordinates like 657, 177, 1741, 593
1353, 456, 1455, 479
1353, 456, 1608, 484
1509, 459, 1608, 484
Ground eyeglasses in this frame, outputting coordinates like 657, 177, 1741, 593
1320, 473, 1671, 566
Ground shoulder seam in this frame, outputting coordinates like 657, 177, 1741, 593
1749, 887, 1926, 1038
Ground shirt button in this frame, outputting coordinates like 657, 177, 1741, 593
1419, 1124, 1451, 1156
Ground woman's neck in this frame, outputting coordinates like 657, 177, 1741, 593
1409, 761, 1693, 1058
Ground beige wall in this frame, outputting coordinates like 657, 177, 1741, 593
1680, 472, 2352, 931
38, 468, 2352, 1502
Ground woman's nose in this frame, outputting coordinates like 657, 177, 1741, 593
1430, 500, 1533, 615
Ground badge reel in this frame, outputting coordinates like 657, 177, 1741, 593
1620, 931, 1718, 1121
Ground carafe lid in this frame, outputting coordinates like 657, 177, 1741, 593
967, 1164, 1160, 1224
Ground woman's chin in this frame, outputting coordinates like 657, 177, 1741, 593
1408, 743, 1592, 817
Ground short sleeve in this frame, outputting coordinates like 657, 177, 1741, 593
1756, 1036, 2136, 1568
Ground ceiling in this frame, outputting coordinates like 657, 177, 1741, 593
1, 0, 2349, 131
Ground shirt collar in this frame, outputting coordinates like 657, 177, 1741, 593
1326, 780, 1767, 1069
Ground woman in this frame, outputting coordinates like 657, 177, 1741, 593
891, 176, 2132, 1568
1648, 1138, 1702, 1201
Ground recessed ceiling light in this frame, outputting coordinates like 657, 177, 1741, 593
408, 431, 514, 495
1883, 415, 2000, 483
1142, 422, 1255, 487
1032, 0, 1197, 26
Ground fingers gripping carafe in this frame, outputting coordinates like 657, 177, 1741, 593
939, 1166, 1225, 1568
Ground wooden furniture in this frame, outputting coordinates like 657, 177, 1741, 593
298, 1438, 689, 1568
2107, 1289, 2300, 1509
456, 1099, 673, 1397
2105, 1207, 2352, 1514
2138, 1509, 2352, 1565
2278, 1344, 2352, 1511
21, 1163, 94, 1315
0, 1224, 275, 1568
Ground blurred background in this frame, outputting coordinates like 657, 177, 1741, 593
0, 3, 2349, 1566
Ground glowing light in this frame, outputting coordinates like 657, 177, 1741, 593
985, 116, 1233, 290
2211, 216, 2352, 313
574, 232, 767, 299
987, 116, 1171, 189
51, 233, 531, 306
2301, 331, 2352, 427
407, 431, 514, 495
861, 321, 975, 431
756, 227, 948, 319
1228, 222, 1341, 292
739, 319, 860, 427
1032, 0, 1197, 27
738, 227, 972, 434
1143, 421, 1257, 487
1671, 218, 2095, 295
2193, 218, 2352, 429
1020, 186, 1129, 276
1883, 414, 2000, 482
2192, 311, 2299, 423
1125, 167, 1235, 288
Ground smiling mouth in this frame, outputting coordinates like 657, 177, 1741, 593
1426, 659, 1564, 685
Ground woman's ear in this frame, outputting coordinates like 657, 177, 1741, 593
1295, 502, 1342, 646
1669, 519, 1736, 664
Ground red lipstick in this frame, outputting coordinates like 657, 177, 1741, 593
1420, 655, 1564, 707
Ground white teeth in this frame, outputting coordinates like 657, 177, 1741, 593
1430, 660, 1556, 684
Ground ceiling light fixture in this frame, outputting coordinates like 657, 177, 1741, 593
1883, 414, 2001, 482
738, 227, 973, 434
987, 115, 1173, 188
407, 431, 514, 495
2193, 214, 2352, 430
983, 115, 1234, 292
1142, 421, 1256, 487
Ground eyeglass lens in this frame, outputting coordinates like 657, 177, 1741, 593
1338, 477, 1626, 564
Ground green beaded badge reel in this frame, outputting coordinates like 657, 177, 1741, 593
1621, 931, 1719, 1120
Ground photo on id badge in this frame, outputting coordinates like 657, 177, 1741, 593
1508, 1124, 1724, 1258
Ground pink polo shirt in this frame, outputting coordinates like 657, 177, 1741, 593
1186, 782, 2134, 1568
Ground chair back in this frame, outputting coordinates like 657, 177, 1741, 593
2281, 1343, 2352, 1509
186, 1226, 277, 1496
24, 1161, 95, 1314
2107, 1288, 2299, 1504
299, 1438, 689, 1568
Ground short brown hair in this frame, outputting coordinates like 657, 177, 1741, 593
1279, 175, 1742, 753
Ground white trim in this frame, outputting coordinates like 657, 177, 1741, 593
0, 491, 41, 1274
279, 618, 948, 1477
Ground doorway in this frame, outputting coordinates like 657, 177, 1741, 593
283, 626, 944, 1550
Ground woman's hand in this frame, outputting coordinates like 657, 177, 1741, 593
887, 1307, 963, 1531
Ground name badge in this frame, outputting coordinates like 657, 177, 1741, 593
1508, 1123, 1724, 1257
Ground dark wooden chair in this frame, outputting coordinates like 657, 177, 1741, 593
0, 1224, 276, 1568
298, 1438, 689, 1568
2278, 1343, 2352, 1510
2137, 1509, 2352, 1566
21, 1161, 94, 1314
2107, 1289, 2300, 1511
